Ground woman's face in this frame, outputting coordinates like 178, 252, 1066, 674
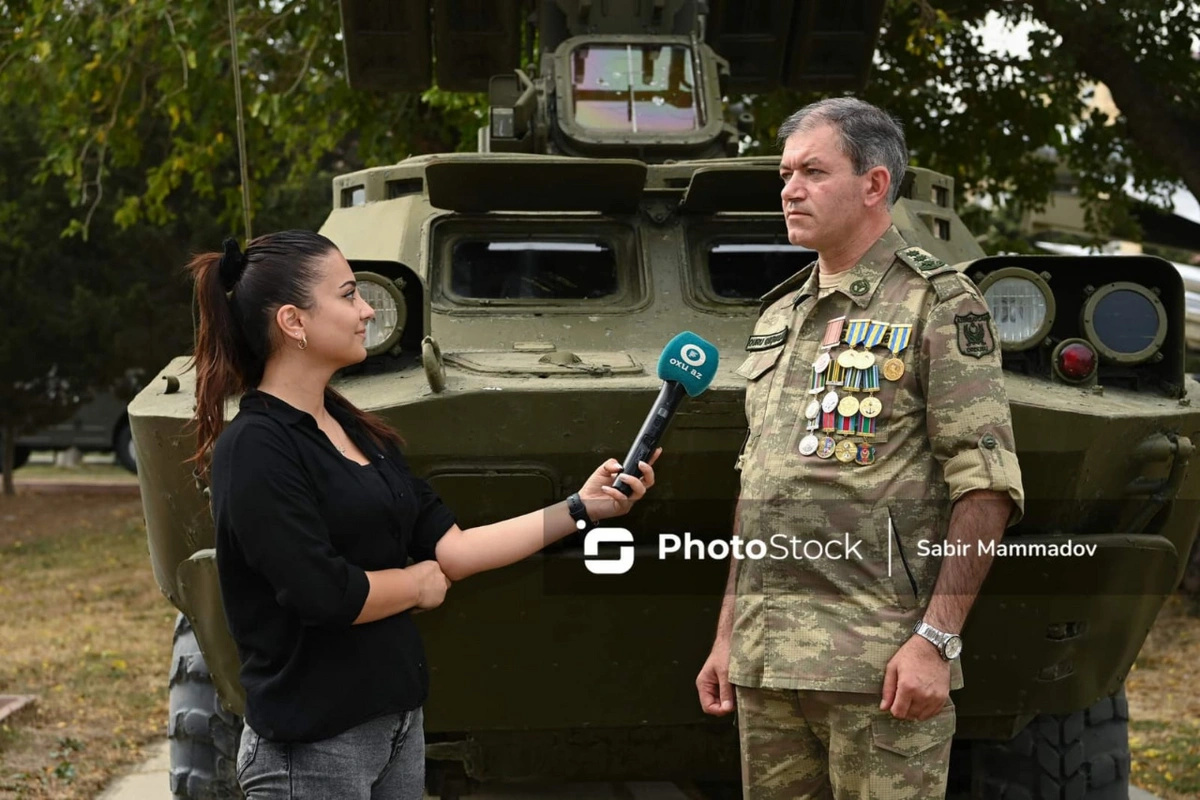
299, 249, 375, 367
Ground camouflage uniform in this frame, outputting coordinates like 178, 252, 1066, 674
729, 225, 1025, 799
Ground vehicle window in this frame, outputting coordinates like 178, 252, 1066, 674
450, 240, 620, 300
570, 44, 700, 134
706, 243, 814, 300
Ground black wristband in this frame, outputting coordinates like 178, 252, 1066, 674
566, 492, 595, 532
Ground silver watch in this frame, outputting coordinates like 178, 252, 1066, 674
912, 620, 963, 661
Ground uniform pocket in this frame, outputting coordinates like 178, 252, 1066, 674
871, 700, 956, 758
884, 506, 920, 609
736, 347, 785, 436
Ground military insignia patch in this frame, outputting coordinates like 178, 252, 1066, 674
745, 327, 788, 351
955, 312, 995, 358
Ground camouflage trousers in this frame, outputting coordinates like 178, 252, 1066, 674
735, 686, 956, 800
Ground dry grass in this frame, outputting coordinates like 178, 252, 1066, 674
0, 491, 174, 799
1126, 593, 1200, 799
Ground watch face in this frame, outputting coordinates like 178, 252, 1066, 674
944, 635, 963, 660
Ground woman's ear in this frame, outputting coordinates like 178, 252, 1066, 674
275, 304, 306, 346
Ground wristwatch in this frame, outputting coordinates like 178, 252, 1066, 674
912, 620, 963, 661
566, 493, 595, 533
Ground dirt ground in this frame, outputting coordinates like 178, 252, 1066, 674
0, 489, 1198, 798
0, 491, 173, 799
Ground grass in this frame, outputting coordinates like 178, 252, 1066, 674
0, 492, 174, 799
1127, 593, 1200, 799
0, 489, 1197, 797
12, 459, 135, 483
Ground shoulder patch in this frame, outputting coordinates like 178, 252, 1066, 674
757, 263, 815, 316
955, 312, 996, 358
895, 246, 954, 278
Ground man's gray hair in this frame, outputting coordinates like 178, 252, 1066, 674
777, 98, 908, 205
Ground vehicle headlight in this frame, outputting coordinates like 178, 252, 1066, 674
354, 271, 407, 356
979, 268, 1055, 351
1082, 281, 1167, 364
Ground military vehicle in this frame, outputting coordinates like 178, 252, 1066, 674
127, 1, 1200, 798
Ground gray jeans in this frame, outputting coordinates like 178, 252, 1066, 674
237, 707, 424, 799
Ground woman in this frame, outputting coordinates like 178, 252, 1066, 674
188, 230, 658, 799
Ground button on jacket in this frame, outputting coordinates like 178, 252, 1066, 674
211, 389, 456, 742
729, 225, 1025, 694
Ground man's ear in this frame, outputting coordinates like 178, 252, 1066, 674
863, 166, 892, 209
275, 304, 306, 345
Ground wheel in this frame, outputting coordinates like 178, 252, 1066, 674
169, 613, 244, 799
114, 420, 137, 474
12, 446, 30, 470
971, 687, 1130, 799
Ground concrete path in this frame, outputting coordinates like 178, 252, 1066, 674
97, 742, 696, 799
98, 741, 1166, 800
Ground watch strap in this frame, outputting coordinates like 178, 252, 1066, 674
566, 493, 595, 532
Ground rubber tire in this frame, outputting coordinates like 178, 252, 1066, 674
972, 687, 1131, 800
169, 613, 244, 800
12, 446, 30, 470
114, 420, 137, 474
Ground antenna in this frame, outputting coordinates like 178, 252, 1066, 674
226, 0, 253, 241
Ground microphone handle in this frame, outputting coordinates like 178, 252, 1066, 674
612, 380, 687, 496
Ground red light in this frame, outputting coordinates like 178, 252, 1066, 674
1059, 342, 1097, 380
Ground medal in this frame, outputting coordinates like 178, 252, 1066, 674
884, 323, 912, 382
817, 435, 837, 459
798, 433, 820, 456
854, 441, 876, 465
835, 439, 857, 463
808, 364, 828, 394
821, 390, 840, 414
859, 415, 877, 439
837, 395, 860, 418
836, 350, 857, 369
813, 352, 831, 373
820, 411, 836, 433
854, 349, 875, 370
805, 398, 821, 419
859, 396, 882, 418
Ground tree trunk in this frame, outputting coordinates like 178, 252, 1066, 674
1029, 0, 1200, 204
2, 424, 15, 497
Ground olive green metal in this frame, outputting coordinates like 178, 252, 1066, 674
127, 0, 1200, 787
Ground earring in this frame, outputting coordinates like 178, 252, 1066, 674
298, 336, 307, 350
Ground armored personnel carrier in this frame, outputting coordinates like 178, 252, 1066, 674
128, 1, 1200, 797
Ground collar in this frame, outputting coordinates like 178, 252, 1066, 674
240, 388, 352, 430
821, 224, 910, 309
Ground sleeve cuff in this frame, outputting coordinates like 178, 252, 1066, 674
331, 565, 371, 627
942, 441, 1025, 527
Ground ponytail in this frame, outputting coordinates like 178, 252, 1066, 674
187, 247, 255, 473
186, 230, 404, 475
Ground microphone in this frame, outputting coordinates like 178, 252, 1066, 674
613, 332, 720, 496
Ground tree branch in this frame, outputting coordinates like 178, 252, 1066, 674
1028, 0, 1200, 201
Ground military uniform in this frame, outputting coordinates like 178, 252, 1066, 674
729, 225, 1025, 799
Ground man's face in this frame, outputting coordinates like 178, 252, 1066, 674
779, 123, 875, 251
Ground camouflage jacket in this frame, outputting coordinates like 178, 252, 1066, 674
728, 224, 1025, 694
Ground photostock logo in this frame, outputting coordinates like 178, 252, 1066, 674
583, 528, 635, 575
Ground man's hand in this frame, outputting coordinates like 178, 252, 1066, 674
880, 635, 950, 720
696, 639, 735, 716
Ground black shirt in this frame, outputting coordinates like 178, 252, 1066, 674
211, 389, 456, 742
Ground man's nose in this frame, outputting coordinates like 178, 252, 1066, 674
781, 175, 806, 203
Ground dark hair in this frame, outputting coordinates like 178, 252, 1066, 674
187, 229, 403, 472
776, 97, 908, 205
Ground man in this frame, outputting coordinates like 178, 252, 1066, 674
695, 98, 1024, 799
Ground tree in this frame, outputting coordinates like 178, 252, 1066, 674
746, 0, 1200, 242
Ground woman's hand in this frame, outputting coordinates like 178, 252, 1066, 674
406, 560, 451, 611
578, 447, 661, 522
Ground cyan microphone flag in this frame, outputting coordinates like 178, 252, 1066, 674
656, 331, 720, 396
